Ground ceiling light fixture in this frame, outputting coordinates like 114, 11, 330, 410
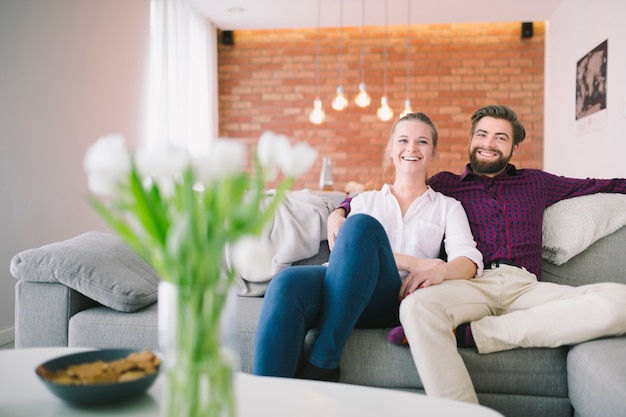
400, 0, 413, 118
354, 0, 370, 108
309, 0, 325, 124
377, 0, 393, 121
331, 0, 348, 111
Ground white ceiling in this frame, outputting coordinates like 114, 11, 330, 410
189, 0, 565, 31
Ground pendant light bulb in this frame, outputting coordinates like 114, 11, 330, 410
355, 82, 371, 108
332, 86, 348, 111
400, 98, 413, 118
377, 96, 394, 121
309, 98, 325, 124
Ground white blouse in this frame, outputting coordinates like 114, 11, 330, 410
349, 184, 483, 276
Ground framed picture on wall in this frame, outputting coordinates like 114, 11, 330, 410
575, 40, 608, 135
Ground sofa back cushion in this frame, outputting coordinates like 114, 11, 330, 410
542, 224, 626, 287
293, 240, 331, 266
542, 194, 626, 265
10, 231, 160, 312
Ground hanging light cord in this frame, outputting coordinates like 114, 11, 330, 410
315, 0, 321, 98
383, 0, 389, 96
338, 0, 343, 86
359, 0, 365, 83
405, 0, 411, 100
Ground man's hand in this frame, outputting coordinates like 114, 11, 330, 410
326, 208, 347, 251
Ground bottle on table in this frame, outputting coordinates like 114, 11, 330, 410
319, 157, 334, 191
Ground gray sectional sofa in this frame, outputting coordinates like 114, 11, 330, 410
10, 193, 626, 417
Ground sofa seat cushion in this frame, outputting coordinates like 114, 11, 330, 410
567, 336, 626, 417
69, 303, 159, 350
461, 346, 569, 397
336, 330, 568, 398
11, 231, 160, 312
236, 296, 568, 398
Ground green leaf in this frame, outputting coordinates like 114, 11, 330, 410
127, 164, 169, 246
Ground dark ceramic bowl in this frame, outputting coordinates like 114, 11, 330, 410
35, 349, 160, 406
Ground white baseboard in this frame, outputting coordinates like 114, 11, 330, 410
0, 327, 15, 346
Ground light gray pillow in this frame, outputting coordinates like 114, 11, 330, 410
10, 231, 160, 312
542, 193, 626, 265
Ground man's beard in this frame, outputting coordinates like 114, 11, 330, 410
469, 147, 513, 175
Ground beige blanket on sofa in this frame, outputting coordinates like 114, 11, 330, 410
229, 189, 335, 296
542, 193, 626, 265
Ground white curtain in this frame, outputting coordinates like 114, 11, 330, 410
145, 0, 218, 155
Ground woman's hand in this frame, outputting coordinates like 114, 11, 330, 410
326, 208, 346, 251
398, 256, 478, 300
397, 259, 446, 300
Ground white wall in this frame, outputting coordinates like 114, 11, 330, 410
545, 0, 626, 177
0, 0, 150, 344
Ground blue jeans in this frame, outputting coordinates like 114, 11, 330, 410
253, 214, 402, 376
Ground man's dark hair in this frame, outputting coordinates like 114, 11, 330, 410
470, 105, 526, 146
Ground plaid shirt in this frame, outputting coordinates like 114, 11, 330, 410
340, 164, 626, 278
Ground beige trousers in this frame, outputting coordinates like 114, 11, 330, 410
399, 265, 626, 404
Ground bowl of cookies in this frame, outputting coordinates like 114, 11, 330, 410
35, 349, 160, 406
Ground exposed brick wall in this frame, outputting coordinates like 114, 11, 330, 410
218, 22, 544, 192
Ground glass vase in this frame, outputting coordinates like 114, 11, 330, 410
158, 280, 238, 417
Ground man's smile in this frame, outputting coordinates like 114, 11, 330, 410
476, 149, 501, 159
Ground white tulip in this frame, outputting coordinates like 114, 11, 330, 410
136, 145, 190, 198
257, 131, 290, 181
278, 142, 318, 177
83, 134, 131, 197
230, 236, 274, 282
194, 139, 247, 186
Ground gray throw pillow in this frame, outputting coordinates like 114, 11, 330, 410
10, 231, 160, 312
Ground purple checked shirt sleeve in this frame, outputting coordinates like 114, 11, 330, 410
338, 198, 353, 215
428, 164, 626, 278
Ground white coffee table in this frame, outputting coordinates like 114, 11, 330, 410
0, 347, 503, 417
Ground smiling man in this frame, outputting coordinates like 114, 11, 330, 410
468, 116, 518, 174
328, 104, 626, 404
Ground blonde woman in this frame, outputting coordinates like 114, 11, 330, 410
253, 112, 482, 381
